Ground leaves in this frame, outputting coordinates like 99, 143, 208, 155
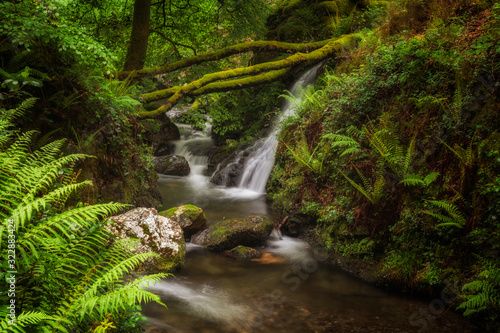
0, 100, 167, 332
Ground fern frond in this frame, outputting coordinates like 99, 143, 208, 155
340, 169, 384, 204
399, 173, 426, 187
423, 172, 440, 186
423, 200, 466, 228
0, 311, 54, 333
403, 138, 415, 175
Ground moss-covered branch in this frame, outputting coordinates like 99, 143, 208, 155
139, 34, 360, 118
119, 38, 341, 78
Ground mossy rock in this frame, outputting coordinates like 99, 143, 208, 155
159, 204, 207, 238
191, 216, 274, 251
224, 246, 262, 260
107, 208, 186, 272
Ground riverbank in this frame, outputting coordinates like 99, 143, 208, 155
266, 2, 500, 331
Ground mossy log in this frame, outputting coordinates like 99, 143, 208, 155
118, 38, 341, 79
139, 34, 360, 118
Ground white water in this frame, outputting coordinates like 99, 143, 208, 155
148, 280, 252, 326
237, 64, 321, 193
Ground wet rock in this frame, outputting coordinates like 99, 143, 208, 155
107, 207, 185, 271
224, 245, 262, 260
153, 155, 190, 176
140, 118, 180, 156
191, 216, 274, 251
159, 204, 207, 238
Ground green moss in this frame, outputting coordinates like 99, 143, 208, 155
227, 245, 262, 260
182, 204, 205, 221
159, 207, 178, 217
204, 216, 274, 251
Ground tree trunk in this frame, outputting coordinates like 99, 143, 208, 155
123, 0, 151, 71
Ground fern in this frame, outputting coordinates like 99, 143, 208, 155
422, 200, 467, 228
283, 133, 324, 174
0, 311, 54, 333
0, 100, 169, 332
399, 171, 440, 187
457, 261, 500, 318
340, 168, 386, 204
322, 133, 362, 157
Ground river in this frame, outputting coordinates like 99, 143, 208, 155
143, 66, 478, 333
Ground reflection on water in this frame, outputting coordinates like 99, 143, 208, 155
143, 237, 478, 333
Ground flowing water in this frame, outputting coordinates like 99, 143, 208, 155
142, 237, 477, 333
148, 66, 478, 332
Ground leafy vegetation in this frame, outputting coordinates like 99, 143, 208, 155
268, 0, 500, 330
1, 0, 499, 331
0, 100, 167, 332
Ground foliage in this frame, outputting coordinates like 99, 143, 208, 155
458, 260, 500, 322
0, 1, 117, 73
0, 100, 167, 332
268, 3, 500, 330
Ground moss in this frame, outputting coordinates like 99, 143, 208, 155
159, 207, 178, 217
226, 245, 262, 260
204, 216, 274, 251
122, 39, 337, 79
140, 34, 361, 118
181, 204, 203, 220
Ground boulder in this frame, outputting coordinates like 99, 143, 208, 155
191, 215, 274, 251
107, 207, 185, 271
159, 204, 206, 239
224, 245, 262, 260
153, 155, 190, 176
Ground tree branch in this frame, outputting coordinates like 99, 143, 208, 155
118, 38, 344, 78
149, 28, 197, 55
138, 34, 360, 118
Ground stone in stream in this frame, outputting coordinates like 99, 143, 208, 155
224, 245, 262, 260
159, 204, 207, 239
152, 155, 190, 176
191, 216, 274, 251
107, 207, 185, 271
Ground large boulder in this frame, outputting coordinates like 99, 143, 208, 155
107, 207, 185, 271
159, 204, 206, 239
153, 155, 190, 176
191, 216, 274, 251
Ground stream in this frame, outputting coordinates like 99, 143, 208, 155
144, 67, 478, 333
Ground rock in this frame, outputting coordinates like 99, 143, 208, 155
224, 245, 262, 260
159, 204, 207, 239
107, 207, 186, 271
153, 155, 190, 176
191, 215, 274, 251
140, 118, 180, 157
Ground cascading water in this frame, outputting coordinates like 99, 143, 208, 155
233, 64, 322, 193
157, 119, 273, 222
174, 123, 214, 189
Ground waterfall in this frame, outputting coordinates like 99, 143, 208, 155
237, 64, 321, 193
173, 122, 214, 189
